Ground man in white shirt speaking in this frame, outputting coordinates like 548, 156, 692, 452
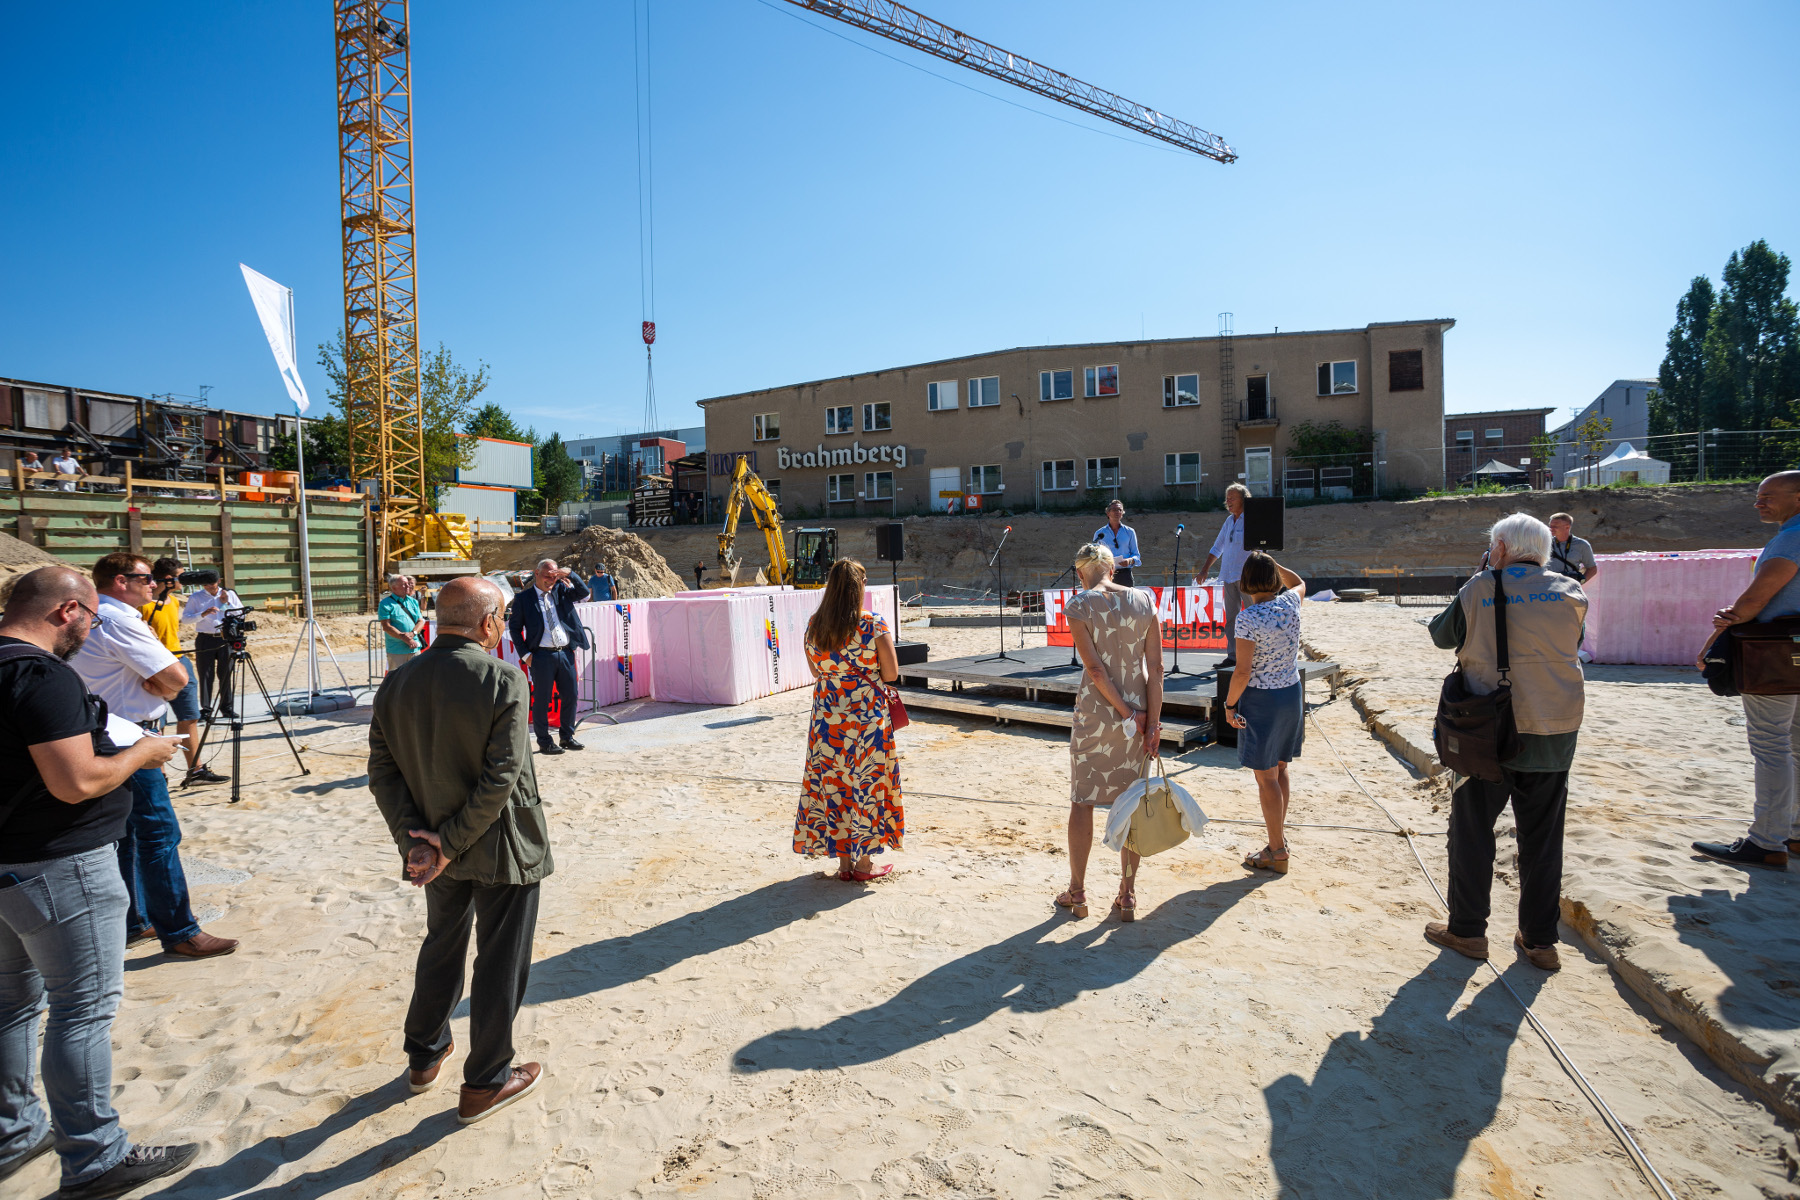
181, 572, 243, 719
72, 553, 237, 959
506, 558, 590, 754
1199, 483, 1251, 666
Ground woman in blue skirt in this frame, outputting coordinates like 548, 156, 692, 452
1222, 551, 1307, 874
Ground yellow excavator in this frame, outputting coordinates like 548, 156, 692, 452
717, 454, 836, 588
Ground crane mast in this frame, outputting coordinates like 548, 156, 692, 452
784, 0, 1235, 162
335, 0, 426, 566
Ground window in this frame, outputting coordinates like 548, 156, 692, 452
864, 471, 894, 500
1455, 430, 1474, 443
766, 479, 781, 507
826, 473, 855, 503
967, 376, 999, 407
1389, 349, 1424, 391
1486, 428, 1504, 440
969, 465, 1002, 494
825, 406, 853, 435
753, 412, 780, 441
1041, 459, 1077, 491
1165, 452, 1201, 485
1162, 374, 1199, 407
1086, 456, 1121, 489
927, 380, 958, 411
1039, 369, 1074, 402
1316, 360, 1358, 395
1084, 364, 1119, 398
579, 444, 595, 458
862, 402, 891, 431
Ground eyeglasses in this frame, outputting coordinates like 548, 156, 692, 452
116, 572, 154, 583
75, 601, 105, 628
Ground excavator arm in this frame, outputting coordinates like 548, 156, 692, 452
716, 455, 790, 586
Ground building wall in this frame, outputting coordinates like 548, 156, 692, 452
459, 437, 534, 488
1443, 408, 1554, 485
699, 321, 1452, 515
1546, 379, 1657, 481
440, 483, 517, 524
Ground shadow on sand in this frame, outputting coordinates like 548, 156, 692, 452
732, 876, 1270, 1073
1264, 956, 1546, 1198
1669, 870, 1800, 1034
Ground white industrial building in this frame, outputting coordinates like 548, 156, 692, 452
440, 436, 534, 530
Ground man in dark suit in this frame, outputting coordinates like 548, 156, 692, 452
506, 558, 590, 754
369, 576, 552, 1124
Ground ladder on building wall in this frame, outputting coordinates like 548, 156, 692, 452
1217, 312, 1236, 480
173, 535, 193, 571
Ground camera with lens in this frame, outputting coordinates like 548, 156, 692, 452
219, 605, 257, 649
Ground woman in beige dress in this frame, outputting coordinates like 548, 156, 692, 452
1056, 542, 1164, 921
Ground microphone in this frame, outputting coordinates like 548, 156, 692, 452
1004, 525, 1013, 533
1175, 523, 1185, 534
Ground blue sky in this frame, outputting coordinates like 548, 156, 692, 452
3, 1, 1796, 435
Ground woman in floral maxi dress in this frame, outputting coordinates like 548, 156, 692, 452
794, 559, 904, 881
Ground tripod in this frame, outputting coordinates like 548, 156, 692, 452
192, 640, 310, 803
976, 525, 1018, 664
1166, 524, 1199, 677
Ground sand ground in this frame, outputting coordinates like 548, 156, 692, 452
11, 614, 1799, 1199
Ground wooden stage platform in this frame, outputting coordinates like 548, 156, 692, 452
897, 645, 1341, 748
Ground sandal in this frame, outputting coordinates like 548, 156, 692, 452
851, 865, 893, 882
1242, 844, 1290, 875
1055, 887, 1089, 919
1112, 888, 1136, 923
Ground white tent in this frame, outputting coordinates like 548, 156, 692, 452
1562, 441, 1671, 488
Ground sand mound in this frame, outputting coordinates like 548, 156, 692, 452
560, 526, 685, 599
0, 530, 67, 607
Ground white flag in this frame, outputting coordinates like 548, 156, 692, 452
239, 263, 310, 413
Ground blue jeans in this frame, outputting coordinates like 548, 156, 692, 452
117, 768, 201, 948
0, 845, 132, 1186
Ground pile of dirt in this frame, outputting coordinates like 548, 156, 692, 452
559, 526, 685, 598
0, 530, 68, 607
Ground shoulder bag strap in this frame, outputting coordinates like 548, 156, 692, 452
1490, 568, 1511, 684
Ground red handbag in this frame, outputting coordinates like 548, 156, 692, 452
886, 685, 910, 731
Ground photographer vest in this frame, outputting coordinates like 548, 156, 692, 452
1455, 563, 1587, 736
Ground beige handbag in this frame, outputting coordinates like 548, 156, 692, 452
1126, 756, 1191, 859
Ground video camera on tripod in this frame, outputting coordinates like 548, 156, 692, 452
217, 605, 257, 650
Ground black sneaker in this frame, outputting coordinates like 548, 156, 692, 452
560, 736, 585, 751
0, 1126, 53, 1182
537, 741, 564, 755
184, 766, 229, 786
1692, 838, 1789, 870
59, 1144, 198, 1199
126, 927, 157, 949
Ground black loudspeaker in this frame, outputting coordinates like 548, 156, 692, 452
875, 521, 905, 562
1243, 497, 1285, 551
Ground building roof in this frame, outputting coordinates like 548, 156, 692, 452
695, 319, 1458, 406
1444, 407, 1557, 421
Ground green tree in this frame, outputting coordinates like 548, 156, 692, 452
315, 331, 487, 508
1573, 414, 1614, 486
536, 433, 583, 512
466, 402, 531, 443
1651, 275, 1715, 436
268, 412, 350, 477
1285, 420, 1370, 461
1703, 240, 1800, 435
1529, 430, 1558, 488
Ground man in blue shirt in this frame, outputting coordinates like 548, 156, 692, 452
587, 567, 615, 602
1092, 501, 1141, 587
1199, 483, 1250, 665
377, 575, 424, 673
1695, 471, 1800, 869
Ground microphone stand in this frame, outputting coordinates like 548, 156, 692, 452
977, 526, 1018, 663
1042, 564, 1079, 667
1166, 526, 1198, 676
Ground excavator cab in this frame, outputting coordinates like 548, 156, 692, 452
789, 528, 838, 588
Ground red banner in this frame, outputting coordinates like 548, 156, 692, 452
1045, 585, 1229, 651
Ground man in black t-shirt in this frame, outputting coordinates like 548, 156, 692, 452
0, 567, 198, 1197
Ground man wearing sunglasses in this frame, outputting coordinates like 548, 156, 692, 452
71, 553, 237, 961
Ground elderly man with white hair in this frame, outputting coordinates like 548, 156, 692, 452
1424, 512, 1587, 971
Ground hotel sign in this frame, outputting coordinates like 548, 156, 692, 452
776, 442, 909, 470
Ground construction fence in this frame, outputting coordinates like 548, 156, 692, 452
5, 482, 372, 614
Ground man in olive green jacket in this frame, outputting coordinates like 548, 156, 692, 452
369, 576, 553, 1124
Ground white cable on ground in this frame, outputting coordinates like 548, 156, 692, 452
1304, 709, 1680, 1200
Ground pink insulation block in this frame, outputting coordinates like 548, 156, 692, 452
1582, 551, 1757, 665
426, 597, 656, 713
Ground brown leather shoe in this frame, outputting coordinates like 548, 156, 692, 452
1514, 931, 1562, 971
1424, 921, 1490, 961
457, 1062, 543, 1125
409, 1041, 454, 1094
166, 931, 239, 959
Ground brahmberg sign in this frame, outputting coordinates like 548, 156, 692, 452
1044, 585, 1229, 651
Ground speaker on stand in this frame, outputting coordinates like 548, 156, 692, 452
1243, 497, 1285, 552
875, 521, 904, 590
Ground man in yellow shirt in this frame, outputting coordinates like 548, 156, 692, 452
143, 559, 226, 786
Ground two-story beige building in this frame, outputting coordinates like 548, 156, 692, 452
698, 319, 1452, 515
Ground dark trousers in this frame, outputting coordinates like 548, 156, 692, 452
194, 633, 234, 716
403, 877, 540, 1088
1447, 768, 1568, 946
1114, 567, 1135, 587
528, 647, 577, 744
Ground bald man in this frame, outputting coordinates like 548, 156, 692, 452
369, 576, 551, 1124
1696, 471, 1800, 870
0, 567, 198, 1195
